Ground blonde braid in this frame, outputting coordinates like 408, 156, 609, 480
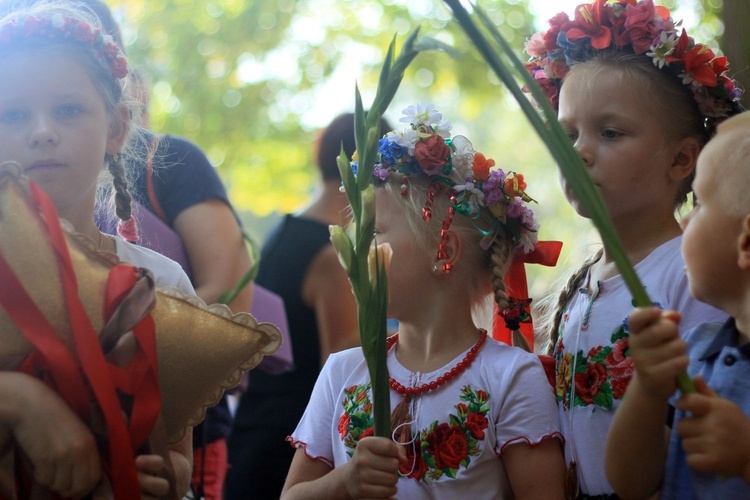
541, 249, 602, 355
489, 236, 531, 351
106, 153, 132, 222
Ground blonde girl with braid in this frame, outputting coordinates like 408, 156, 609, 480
282, 103, 564, 500
0, 2, 194, 497
526, 1, 744, 497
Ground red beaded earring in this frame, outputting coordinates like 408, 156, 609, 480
433, 193, 457, 274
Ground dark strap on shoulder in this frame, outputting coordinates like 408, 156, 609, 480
145, 135, 168, 224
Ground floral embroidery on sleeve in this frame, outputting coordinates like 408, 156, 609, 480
339, 384, 375, 456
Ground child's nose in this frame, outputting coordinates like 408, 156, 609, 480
573, 137, 593, 167
28, 116, 60, 148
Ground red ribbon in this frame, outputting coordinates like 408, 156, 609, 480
492, 240, 563, 349
0, 180, 161, 498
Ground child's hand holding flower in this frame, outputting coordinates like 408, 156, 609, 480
627, 307, 689, 399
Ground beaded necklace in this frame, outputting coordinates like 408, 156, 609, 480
388, 329, 488, 442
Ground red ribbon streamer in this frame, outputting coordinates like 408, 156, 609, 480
492, 240, 563, 348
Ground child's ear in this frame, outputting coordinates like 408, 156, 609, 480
737, 215, 750, 270
106, 103, 131, 154
668, 137, 701, 182
432, 229, 463, 274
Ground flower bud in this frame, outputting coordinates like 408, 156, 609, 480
360, 185, 376, 234
368, 242, 392, 287
329, 225, 354, 273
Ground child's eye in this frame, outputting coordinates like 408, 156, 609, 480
602, 129, 622, 139
0, 109, 25, 123
56, 104, 83, 118
564, 130, 577, 143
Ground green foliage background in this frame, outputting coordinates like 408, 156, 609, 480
107, 0, 725, 297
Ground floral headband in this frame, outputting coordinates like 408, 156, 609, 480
0, 14, 128, 80
367, 103, 539, 267
524, 0, 742, 120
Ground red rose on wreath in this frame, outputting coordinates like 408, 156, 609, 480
574, 361, 607, 405
465, 412, 489, 440
426, 423, 468, 470
544, 12, 570, 52
338, 413, 349, 438
414, 134, 450, 175
400, 443, 428, 481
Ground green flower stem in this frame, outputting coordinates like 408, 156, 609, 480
443, 0, 694, 394
331, 31, 456, 437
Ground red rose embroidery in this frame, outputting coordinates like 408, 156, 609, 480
414, 134, 450, 175
426, 424, 468, 470
400, 443, 427, 481
465, 412, 489, 440
338, 413, 350, 439
574, 361, 607, 405
611, 375, 631, 400
360, 426, 374, 439
605, 338, 633, 379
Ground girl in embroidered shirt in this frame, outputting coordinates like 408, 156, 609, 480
526, 1, 744, 497
282, 104, 565, 499
0, 3, 194, 498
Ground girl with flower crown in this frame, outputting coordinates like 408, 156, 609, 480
0, 2, 195, 498
526, 0, 743, 497
282, 103, 565, 499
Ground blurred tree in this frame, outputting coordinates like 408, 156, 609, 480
106, 0, 719, 298
108, 0, 542, 214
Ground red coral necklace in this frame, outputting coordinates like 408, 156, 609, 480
388, 329, 488, 442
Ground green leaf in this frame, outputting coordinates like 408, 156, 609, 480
216, 230, 260, 305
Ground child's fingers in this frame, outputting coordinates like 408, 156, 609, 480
692, 376, 718, 398
135, 454, 170, 498
397, 444, 408, 466
55, 454, 100, 499
135, 454, 166, 475
676, 394, 712, 417
661, 310, 682, 324
628, 307, 663, 334
360, 436, 402, 458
